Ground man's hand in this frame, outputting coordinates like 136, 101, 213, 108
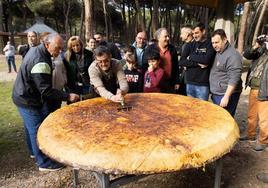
174, 84, 180, 90
111, 94, 123, 103
116, 89, 122, 95
110, 89, 124, 103
253, 42, 261, 49
220, 95, 229, 107
198, 63, 208, 69
68, 93, 79, 103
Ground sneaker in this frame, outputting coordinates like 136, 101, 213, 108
39, 162, 65, 172
30, 155, 35, 159
257, 172, 268, 183
253, 142, 268, 152
239, 135, 256, 142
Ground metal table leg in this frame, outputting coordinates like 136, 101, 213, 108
93, 172, 147, 188
93, 172, 110, 188
72, 168, 79, 187
214, 158, 223, 188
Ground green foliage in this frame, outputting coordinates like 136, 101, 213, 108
25, 0, 82, 34
0, 81, 23, 156
26, 0, 81, 19
26, 0, 55, 16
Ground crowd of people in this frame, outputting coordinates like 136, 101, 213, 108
5, 22, 268, 182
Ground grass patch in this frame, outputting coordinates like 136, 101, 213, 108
0, 55, 22, 72
0, 81, 23, 156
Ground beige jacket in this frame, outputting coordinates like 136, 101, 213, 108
88, 59, 129, 100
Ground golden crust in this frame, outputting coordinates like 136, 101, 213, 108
37, 93, 239, 174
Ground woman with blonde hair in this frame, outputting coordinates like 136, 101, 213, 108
64, 36, 94, 99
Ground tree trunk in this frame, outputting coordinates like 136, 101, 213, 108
84, 0, 93, 42
159, 8, 163, 26
63, 0, 71, 39
103, 0, 109, 40
246, 0, 262, 45
252, 0, 268, 45
55, 18, 60, 33
165, 8, 168, 29
168, 8, 172, 40
152, 0, 159, 34
204, 7, 209, 30
121, 0, 128, 44
6, 1, 14, 45
22, 1, 27, 30
172, 4, 181, 42
237, 2, 250, 53
0, 0, 4, 48
108, 10, 113, 42
79, 1, 85, 39
127, 0, 133, 40
143, 4, 146, 32
148, 6, 153, 39
0, 0, 3, 32
135, 0, 145, 31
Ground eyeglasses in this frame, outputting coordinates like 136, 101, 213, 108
96, 58, 110, 65
137, 37, 146, 41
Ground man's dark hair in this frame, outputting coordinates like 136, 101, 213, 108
86, 37, 96, 43
94, 32, 103, 36
194, 22, 206, 31
94, 45, 111, 57
123, 45, 135, 53
211, 29, 227, 40
146, 47, 160, 60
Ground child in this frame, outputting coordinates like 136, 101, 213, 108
143, 49, 164, 92
123, 46, 143, 93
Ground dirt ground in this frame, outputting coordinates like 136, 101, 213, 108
1, 71, 268, 188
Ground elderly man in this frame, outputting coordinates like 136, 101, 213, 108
88, 46, 129, 102
18, 31, 40, 58
209, 29, 242, 117
94, 32, 122, 60
176, 25, 194, 95
12, 33, 79, 171
179, 23, 216, 100
143, 28, 179, 93
180, 25, 193, 53
132, 31, 147, 71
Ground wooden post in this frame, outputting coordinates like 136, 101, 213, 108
214, 0, 235, 44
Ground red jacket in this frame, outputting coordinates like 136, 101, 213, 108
143, 67, 164, 92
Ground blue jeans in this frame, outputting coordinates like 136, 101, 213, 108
17, 106, 55, 168
211, 92, 241, 117
24, 126, 33, 156
6, 56, 16, 72
186, 84, 210, 101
